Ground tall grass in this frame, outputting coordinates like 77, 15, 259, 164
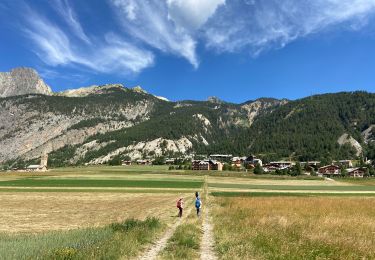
213, 197, 375, 259
0, 217, 162, 259
160, 180, 204, 260
160, 213, 202, 260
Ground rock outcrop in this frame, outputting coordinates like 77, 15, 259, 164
241, 98, 288, 126
0, 67, 52, 97
337, 133, 363, 156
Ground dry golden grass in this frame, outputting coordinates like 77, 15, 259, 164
0, 192, 192, 233
213, 196, 375, 259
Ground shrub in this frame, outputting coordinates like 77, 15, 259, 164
52, 247, 78, 260
253, 163, 264, 174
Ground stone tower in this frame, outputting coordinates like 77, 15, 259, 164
40, 153, 48, 169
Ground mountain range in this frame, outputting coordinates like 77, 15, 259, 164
0, 67, 374, 167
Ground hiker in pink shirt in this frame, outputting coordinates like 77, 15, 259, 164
177, 198, 184, 217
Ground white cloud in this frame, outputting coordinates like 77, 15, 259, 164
110, 0, 199, 68
13, 0, 375, 76
39, 68, 89, 83
166, 0, 225, 30
23, 10, 77, 66
53, 0, 91, 44
203, 0, 375, 55
23, 7, 154, 75
97, 34, 154, 74
110, 0, 375, 66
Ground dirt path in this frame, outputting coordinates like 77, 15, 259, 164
138, 207, 192, 260
200, 177, 218, 260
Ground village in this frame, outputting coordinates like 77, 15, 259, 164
2, 152, 372, 178
121, 154, 372, 178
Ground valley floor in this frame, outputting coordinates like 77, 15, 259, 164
1, 166, 375, 259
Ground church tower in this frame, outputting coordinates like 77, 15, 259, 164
40, 153, 48, 169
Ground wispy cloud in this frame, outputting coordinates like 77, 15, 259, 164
39, 68, 89, 83
21, 3, 154, 75
110, 0, 200, 68
109, 0, 375, 66
166, 0, 225, 30
53, 0, 91, 44
23, 9, 77, 66
203, 0, 375, 55
9, 0, 375, 76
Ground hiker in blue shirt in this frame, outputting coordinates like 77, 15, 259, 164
195, 191, 202, 217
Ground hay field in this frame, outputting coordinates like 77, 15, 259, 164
2, 166, 375, 259
0, 192, 193, 233
0, 166, 204, 259
0, 167, 203, 233
212, 196, 375, 259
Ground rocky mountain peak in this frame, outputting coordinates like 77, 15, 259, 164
207, 96, 224, 104
57, 84, 126, 97
0, 67, 52, 98
132, 86, 148, 94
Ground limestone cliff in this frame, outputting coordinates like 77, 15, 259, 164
0, 67, 52, 97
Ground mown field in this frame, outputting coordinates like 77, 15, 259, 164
1, 165, 375, 259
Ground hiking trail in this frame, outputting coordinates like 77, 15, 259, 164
200, 176, 218, 260
138, 207, 192, 260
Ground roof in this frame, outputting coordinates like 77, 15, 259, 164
270, 161, 294, 164
319, 164, 340, 169
194, 159, 222, 165
27, 165, 42, 169
210, 154, 233, 157
136, 159, 152, 163
347, 167, 366, 173
199, 161, 210, 165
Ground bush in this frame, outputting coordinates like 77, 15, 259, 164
290, 162, 302, 176
223, 164, 233, 171
108, 156, 121, 166
152, 156, 165, 165
110, 217, 160, 233
254, 163, 264, 174
52, 247, 78, 260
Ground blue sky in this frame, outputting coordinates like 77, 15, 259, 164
1, 0, 375, 103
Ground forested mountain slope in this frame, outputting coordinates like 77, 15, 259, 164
245, 92, 375, 162
0, 83, 283, 166
1, 75, 375, 167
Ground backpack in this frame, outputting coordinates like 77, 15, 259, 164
195, 199, 201, 208
177, 200, 182, 208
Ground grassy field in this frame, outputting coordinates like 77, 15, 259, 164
210, 182, 375, 191
212, 196, 375, 259
0, 178, 202, 188
160, 209, 202, 259
0, 218, 163, 259
0, 166, 202, 259
0, 192, 190, 233
1, 165, 375, 259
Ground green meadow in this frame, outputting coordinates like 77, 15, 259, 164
0, 178, 203, 189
